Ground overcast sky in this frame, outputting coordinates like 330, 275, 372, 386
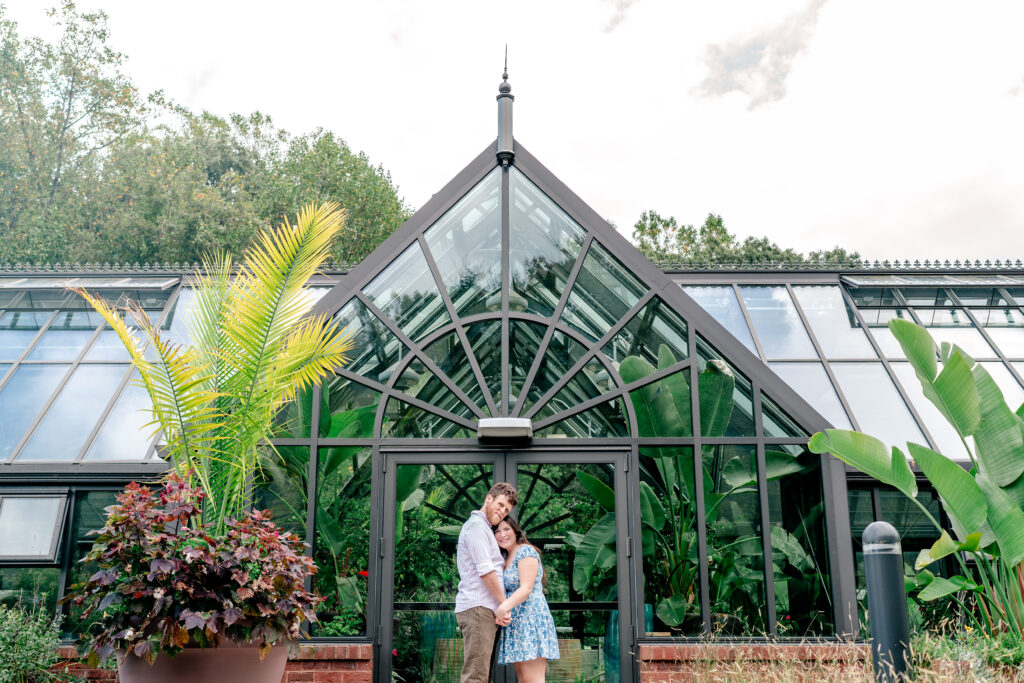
6, 0, 1024, 260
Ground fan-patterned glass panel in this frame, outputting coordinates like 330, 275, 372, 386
532, 357, 610, 422
363, 241, 451, 343
333, 298, 407, 385
424, 332, 490, 416
509, 168, 587, 318
603, 296, 688, 369
423, 168, 502, 319
560, 241, 647, 342
464, 320, 501, 411
398, 357, 477, 419
535, 397, 628, 438
381, 398, 473, 438
516, 327, 588, 415
508, 320, 548, 414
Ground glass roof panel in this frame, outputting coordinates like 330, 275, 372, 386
0, 497, 63, 558
16, 291, 71, 310
627, 368, 692, 438
24, 328, 95, 361
517, 328, 588, 415
423, 167, 502, 318
84, 377, 153, 460
761, 393, 807, 437
509, 168, 587, 318
603, 296, 688, 370
508, 320, 548, 415
362, 241, 451, 343
792, 286, 875, 359
425, 331, 490, 416
560, 241, 647, 342
738, 286, 816, 359
84, 329, 132, 361
981, 327, 1024, 358
398, 357, 475, 419
953, 288, 1009, 306
860, 308, 914, 358
977, 362, 1024, 414
830, 362, 925, 452
533, 357, 609, 423
18, 364, 129, 461
0, 313, 42, 361
0, 364, 70, 459
696, 336, 756, 437
900, 288, 953, 307
162, 288, 197, 346
0, 290, 21, 307
970, 307, 1024, 327
768, 362, 852, 429
534, 397, 628, 438
889, 362, 968, 459
464, 320, 501, 411
381, 398, 473, 438
847, 287, 901, 307
1007, 288, 1024, 305
682, 286, 757, 355
332, 298, 407, 385
917, 310, 996, 359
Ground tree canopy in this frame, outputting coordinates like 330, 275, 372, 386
632, 210, 859, 265
0, 2, 409, 265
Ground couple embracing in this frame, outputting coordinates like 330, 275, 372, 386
454, 482, 559, 683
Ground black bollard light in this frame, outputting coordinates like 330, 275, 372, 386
863, 521, 910, 682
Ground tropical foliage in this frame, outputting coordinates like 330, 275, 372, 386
810, 318, 1024, 639
63, 475, 319, 666
75, 203, 353, 534
0, 602, 77, 683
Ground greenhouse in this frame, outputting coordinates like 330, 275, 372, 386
3, 77, 1023, 682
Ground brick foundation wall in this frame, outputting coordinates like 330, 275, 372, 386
638, 642, 870, 682
55, 643, 374, 682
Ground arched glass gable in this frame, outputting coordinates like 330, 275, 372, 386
307, 143, 854, 648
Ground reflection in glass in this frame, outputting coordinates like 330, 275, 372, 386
464, 320, 501, 411
560, 242, 647, 342
535, 397, 629, 438
64, 491, 118, 637
84, 378, 153, 460
761, 393, 808, 438
861, 308, 914, 358
847, 288, 900, 307
162, 288, 196, 346
0, 364, 70, 459
533, 357, 609, 423
604, 296, 688, 369
830, 362, 925, 451
517, 329, 588, 415
702, 444, 766, 634
332, 299, 407, 384
697, 337, 755, 437
425, 332, 490, 416
977, 362, 1024, 413
509, 168, 587, 318
313, 447, 371, 637
682, 286, 757, 355
363, 241, 451, 342
25, 327, 96, 361
84, 330, 132, 361
508, 320, 548, 414
0, 567, 59, 613
0, 497, 62, 557
889, 363, 969, 459
954, 288, 1008, 306
399, 357, 476, 421
640, 446, 702, 635
391, 462, 493, 681
423, 168, 502, 318
516, 461, 616, 673
18, 364, 129, 461
767, 448, 833, 635
737, 287, 815, 359
321, 377, 381, 439
792, 286, 874, 358
900, 288, 952, 307
381, 399, 473, 438
768, 363, 852, 429
0, 311, 48, 360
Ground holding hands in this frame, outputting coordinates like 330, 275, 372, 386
494, 602, 512, 626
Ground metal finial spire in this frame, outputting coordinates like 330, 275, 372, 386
496, 47, 514, 166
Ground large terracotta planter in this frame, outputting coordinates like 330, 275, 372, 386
117, 640, 289, 683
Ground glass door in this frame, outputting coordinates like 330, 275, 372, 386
378, 450, 632, 683
380, 453, 503, 683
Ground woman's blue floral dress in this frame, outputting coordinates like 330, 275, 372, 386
497, 545, 560, 664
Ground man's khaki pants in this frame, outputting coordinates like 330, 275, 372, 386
455, 606, 498, 683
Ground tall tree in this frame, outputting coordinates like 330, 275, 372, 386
632, 210, 859, 265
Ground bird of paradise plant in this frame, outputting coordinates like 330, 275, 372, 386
74, 202, 354, 534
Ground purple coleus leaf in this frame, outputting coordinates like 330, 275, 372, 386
180, 609, 206, 630
150, 558, 175, 574
222, 607, 243, 625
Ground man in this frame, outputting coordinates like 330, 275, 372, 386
455, 481, 519, 683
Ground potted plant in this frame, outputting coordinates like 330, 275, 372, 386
62, 203, 354, 682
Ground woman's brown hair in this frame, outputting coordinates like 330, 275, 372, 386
493, 516, 547, 587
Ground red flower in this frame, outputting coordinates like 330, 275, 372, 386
358, 570, 369, 578
392, 648, 398, 657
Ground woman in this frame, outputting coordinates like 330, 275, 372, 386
492, 516, 559, 682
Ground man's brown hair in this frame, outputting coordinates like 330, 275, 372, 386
487, 482, 518, 507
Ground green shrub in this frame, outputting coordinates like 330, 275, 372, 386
0, 604, 79, 683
